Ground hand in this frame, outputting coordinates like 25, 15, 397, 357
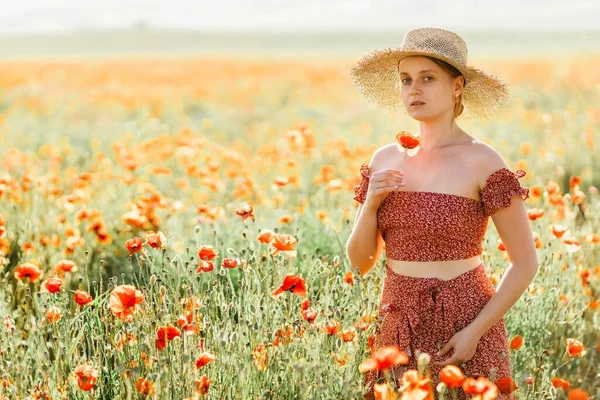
434, 326, 483, 367
364, 168, 405, 211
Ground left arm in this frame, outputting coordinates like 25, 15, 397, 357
467, 198, 539, 338
437, 145, 540, 365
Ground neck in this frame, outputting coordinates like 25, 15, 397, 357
417, 119, 462, 152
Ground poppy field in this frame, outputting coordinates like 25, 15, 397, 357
0, 52, 599, 399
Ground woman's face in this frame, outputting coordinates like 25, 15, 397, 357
397, 56, 463, 121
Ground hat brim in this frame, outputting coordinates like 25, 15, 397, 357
350, 48, 509, 119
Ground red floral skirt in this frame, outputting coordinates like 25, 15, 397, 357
363, 262, 514, 400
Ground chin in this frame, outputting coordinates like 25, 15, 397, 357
408, 111, 434, 122
408, 108, 447, 122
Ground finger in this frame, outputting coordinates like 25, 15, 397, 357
375, 183, 405, 191
437, 357, 461, 367
374, 186, 403, 195
375, 168, 404, 175
438, 341, 453, 356
389, 183, 407, 192
371, 169, 404, 178
373, 177, 406, 187
370, 174, 405, 186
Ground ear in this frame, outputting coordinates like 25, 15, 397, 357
455, 76, 465, 94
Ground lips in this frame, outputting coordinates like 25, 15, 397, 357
410, 101, 425, 106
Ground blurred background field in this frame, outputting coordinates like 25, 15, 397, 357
0, 24, 599, 399
0, 28, 599, 59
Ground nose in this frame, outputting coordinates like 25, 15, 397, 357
408, 82, 422, 96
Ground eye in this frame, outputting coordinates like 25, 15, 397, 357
401, 76, 433, 85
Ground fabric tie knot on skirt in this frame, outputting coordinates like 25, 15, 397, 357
377, 267, 464, 359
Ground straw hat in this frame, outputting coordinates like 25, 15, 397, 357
350, 27, 509, 119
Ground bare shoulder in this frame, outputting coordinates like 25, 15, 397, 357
366, 143, 399, 173
465, 138, 511, 190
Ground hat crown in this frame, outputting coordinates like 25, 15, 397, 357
400, 28, 468, 65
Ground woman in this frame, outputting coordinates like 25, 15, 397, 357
345, 28, 539, 399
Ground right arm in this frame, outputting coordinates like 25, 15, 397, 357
345, 145, 404, 276
346, 201, 385, 276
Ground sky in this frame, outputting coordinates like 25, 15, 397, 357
1, 0, 599, 34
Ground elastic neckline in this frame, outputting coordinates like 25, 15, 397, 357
391, 190, 482, 204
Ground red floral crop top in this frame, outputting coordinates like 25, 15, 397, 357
352, 163, 530, 262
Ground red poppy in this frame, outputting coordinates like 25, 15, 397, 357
371, 383, 396, 399
495, 377, 519, 395
359, 346, 409, 372
135, 378, 155, 396
269, 234, 297, 257
324, 321, 341, 336
462, 376, 498, 398
301, 298, 310, 310
194, 351, 216, 369
145, 232, 166, 250
253, 344, 268, 371
529, 185, 543, 198
399, 370, 434, 399
527, 208, 544, 220
439, 365, 465, 388
74, 290, 93, 306
194, 375, 212, 395
552, 377, 570, 391
14, 263, 43, 282
257, 229, 275, 244
302, 309, 317, 324
108, 284, 144, 322
509, 335, 523, 350
197, 244, 219, 261
525, 377, 534, 385
497, 238, 506, 251
40, 276, 63, 293
545, 181, 561, 195
343, 271, 354, 285
156, 325, 181, 350
569, 176, 582, 189
55, 259, 78, 273
221, 257, 241, 269
74, 363, 98, 391
22, 242, 35, 254
568, 388, 589, 400
272, 274, 307, 297
158, 325, 181, 341
125, 237, 144, 255
395, 131, 422, 156
551, 224, 568, 239
177, 314, 190, 327
183, 324, 200, 335
565, 338, 586, 357
340, 329, 358, 343
45, 306, 62, 324
197, 260, 214, 273
571, 189, 585, 205
235, 202, 255, 221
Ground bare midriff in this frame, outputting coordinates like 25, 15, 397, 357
386, 255, 483, 281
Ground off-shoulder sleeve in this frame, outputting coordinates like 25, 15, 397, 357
352, 163, 370, 204
480, 168, 530, 216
